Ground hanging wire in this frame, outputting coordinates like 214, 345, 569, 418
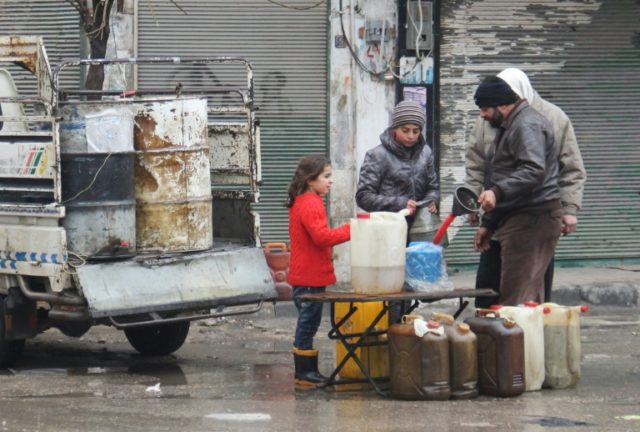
267, 0, 326, 10
338, 0, 390, 78
61, 152, 113, 204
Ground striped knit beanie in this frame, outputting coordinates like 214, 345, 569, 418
391, 100, 426, 130
474, 76, 519, 108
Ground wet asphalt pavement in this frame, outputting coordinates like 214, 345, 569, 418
0, 304, 639, 432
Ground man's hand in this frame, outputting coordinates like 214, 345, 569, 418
467, 212, 480, 226
478, 190, 496, 212
406, 199, 417, 216
426, 200, 437, 214
562, 214, 578, 235
474, 227, 493, 252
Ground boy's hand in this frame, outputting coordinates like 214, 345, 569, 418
406, 199, 417, 216
427, 201, 437, 213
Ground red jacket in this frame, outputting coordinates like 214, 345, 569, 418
287, 192, 350, 287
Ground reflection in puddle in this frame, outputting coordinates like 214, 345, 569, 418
128, 362, 188, 386
526, 416, 592, 427
251, 364, 294, 401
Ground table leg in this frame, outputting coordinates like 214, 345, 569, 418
453, 298, 470, 319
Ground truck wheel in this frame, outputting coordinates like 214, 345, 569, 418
0, 302, 25, 368
124, 322, 190, 356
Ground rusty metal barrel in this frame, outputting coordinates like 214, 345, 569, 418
59, 104, 136, 260
133, 97, 213, 254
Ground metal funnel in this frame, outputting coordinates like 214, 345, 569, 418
452, 186, 479, 216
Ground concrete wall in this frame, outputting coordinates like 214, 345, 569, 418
328, 0, 398, 286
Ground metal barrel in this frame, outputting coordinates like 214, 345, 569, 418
133, 97, 212, 254
61, 152, 136, 259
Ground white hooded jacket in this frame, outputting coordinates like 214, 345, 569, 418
465, 68, 587, 215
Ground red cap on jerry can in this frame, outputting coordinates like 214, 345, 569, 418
489, 304, 502, 310
524, 301, 539, 307
356, 212, 370, 219
580, 305, 589, 313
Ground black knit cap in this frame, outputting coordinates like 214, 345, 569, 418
474, 76, 519, 108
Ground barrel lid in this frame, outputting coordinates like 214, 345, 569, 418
356, 212, 370, 219
427, 319, 441, 329
457, 322, 470, 334
503, 318, 517, 329
432, 312, 454, 325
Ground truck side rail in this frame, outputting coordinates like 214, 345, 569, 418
52, 57, 254, 108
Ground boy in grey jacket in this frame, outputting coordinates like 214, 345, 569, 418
356, 100, 440, 219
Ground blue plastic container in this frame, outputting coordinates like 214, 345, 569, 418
406, 241, 442, 283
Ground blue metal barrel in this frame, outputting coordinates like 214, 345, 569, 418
61, 152, 136, 260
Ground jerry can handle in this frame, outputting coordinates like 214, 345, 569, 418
265, 242, 288, 253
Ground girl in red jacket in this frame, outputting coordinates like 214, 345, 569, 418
286, 155, 350, 389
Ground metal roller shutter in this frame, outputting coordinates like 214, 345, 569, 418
439, 0, 640, 267
136, 0, 328, 243
0, 0, 79, 94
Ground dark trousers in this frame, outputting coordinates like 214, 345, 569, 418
475, 241, 556, 309
292, 286, 325, 350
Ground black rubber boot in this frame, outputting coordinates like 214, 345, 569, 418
292, 347, 328, 389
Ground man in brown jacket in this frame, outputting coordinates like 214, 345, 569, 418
466, 69, 586, 307
472, 75, 563, 306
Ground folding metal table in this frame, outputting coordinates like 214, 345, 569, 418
300, 288, 497, 397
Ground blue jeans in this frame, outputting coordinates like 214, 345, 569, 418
292, 286, 325, 350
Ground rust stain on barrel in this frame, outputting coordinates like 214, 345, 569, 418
134, 113, 173, 150
133, 98, 212, 253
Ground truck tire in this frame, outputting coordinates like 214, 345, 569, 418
0, 301, 25, 368
124, 321, 190, 356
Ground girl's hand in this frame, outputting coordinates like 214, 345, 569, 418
406, 200, 417, 216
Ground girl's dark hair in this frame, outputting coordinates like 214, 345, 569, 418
285, 155, 331, 208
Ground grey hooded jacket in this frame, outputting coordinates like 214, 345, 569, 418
356, 128, 440, 212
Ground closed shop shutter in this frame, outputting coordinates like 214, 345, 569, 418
439, 0, 640, 266
0, 1, 79, 95
136, 0, 328, 243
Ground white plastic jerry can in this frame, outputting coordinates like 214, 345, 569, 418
491, 302, 547, 391
540, 303, 589, 389
350, 212, 407, 294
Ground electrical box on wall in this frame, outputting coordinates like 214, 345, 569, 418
399, 56, 433, 85
405, 0, 433, 51
364, 20, 392, 43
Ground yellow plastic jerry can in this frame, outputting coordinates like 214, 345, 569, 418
335, 301, 389, 380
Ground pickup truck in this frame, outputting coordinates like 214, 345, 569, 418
0, 36, 277, 366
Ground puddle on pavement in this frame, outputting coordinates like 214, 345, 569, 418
128, 363, 188, 386
8, 362, 188, 388
250, 364, 295, 401
526, 416, 592, 427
